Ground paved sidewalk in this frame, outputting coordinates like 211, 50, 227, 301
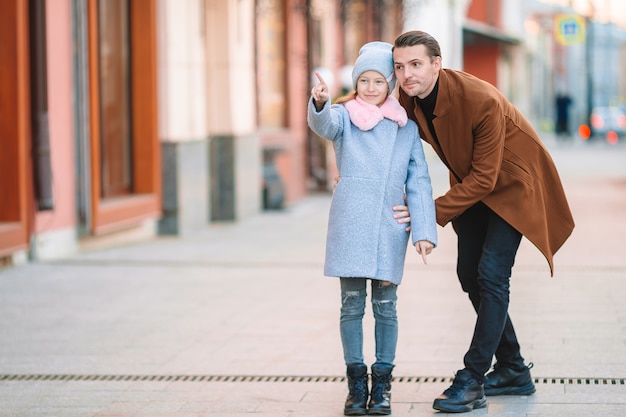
0, 137, 625, 416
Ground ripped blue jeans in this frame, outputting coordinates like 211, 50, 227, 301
340, 277, 398, 367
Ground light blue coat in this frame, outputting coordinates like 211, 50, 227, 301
307, 99, 437, 285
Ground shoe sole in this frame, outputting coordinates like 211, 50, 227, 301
367, 409, 391, 415
485, 382, 536, 397
432, 396, 487, 413
344, 409, 367, 416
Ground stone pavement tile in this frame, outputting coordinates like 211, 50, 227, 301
525, 404, 626, 417
484, 400, 535, 417
1, 408, 97, 417
94, 399, 145, 414
0, 381, 120, 417
562, 383, 626, 402
529, 383, 566, 396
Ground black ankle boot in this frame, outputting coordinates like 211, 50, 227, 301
367, 363, 393, 415
344, 363, 368, 416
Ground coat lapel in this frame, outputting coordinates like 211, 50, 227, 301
432, 71, 454, 168
411, 98, 444, 159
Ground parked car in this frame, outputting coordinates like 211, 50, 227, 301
588, 106, 626, 143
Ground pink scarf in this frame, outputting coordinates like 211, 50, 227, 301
344, 96, 408, 131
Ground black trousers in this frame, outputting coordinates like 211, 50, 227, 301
454, 202, 525, 382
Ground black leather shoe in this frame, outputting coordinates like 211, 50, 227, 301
484, 363, 536, 396
432, 369, 487, 413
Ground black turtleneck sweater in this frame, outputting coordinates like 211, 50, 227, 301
415, 77, 439, 143
414, 78, 460, 182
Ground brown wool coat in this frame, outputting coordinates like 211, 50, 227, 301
398, 69, 575, 276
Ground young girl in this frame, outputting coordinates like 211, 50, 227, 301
307, 41, 437, 416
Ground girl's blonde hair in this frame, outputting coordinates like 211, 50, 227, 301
334, 91, 357, 105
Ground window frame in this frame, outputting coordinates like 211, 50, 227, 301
0, 0, 31, 256
86, 0, 161, 235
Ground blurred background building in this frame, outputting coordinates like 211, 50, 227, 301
1, 0, 625, 266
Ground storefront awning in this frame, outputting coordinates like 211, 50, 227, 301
463, 19, 521, 45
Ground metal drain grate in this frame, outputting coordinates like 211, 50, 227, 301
0, 374, 624, 385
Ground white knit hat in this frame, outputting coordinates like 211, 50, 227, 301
351, 41, 396, 94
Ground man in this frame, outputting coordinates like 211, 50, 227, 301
555, 92, 573, 139
391, 30, 575, 413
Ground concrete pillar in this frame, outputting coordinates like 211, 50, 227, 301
157, 0, 210, 234
402, 0, 470, 70
205, 0, 261, 221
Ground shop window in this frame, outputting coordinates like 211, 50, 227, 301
97, 0, 133, 198
87, 0, 160, 234
30, 0, 54, 211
